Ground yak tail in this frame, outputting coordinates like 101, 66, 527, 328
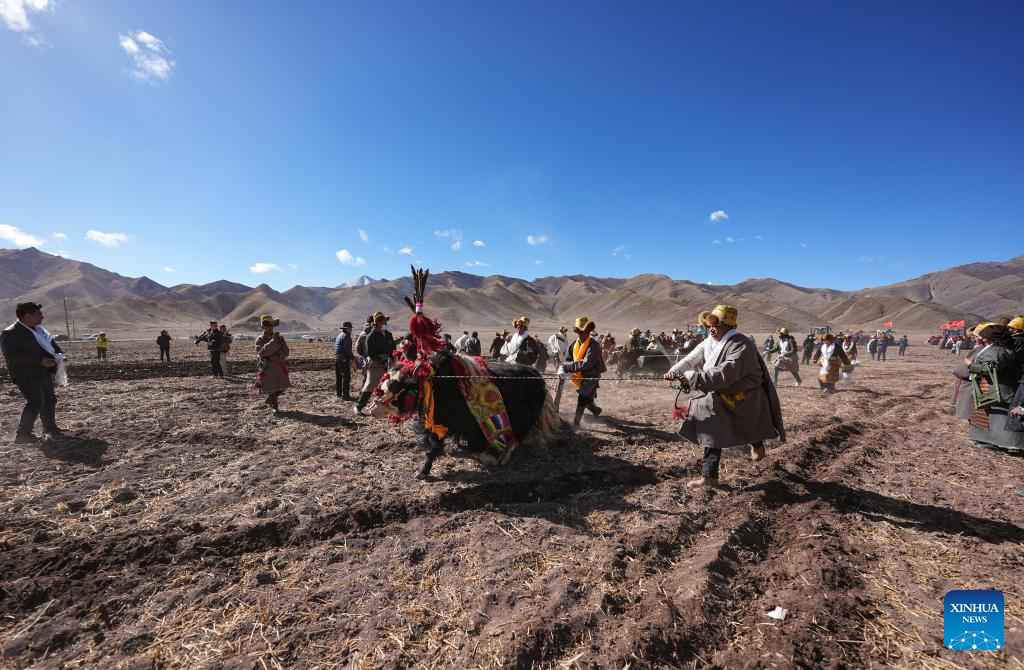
527, 390, 561, 442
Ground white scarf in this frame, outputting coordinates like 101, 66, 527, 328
19, 321, 68, 386
706, 328, 738, 365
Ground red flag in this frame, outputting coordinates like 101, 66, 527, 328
883, 322, 893, 328
950, 320, 965, 328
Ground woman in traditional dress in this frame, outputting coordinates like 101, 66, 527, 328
254, 314, 291, 413
771, 327, 801, 386
965, 323, 1023, 452
812, 333, 850, 394
950, 325, 981, 424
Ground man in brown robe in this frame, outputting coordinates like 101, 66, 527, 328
665, 305, 786, 489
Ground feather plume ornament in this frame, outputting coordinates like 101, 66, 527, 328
405, 265, 445, 356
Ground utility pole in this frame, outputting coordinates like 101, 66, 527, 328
63, 298, 72, 340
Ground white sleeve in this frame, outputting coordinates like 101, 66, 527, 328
669, 340, 706, 375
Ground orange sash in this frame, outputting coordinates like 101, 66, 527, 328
572, 337, 590, 388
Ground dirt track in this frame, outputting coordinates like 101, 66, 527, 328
1, 343, 1021, 669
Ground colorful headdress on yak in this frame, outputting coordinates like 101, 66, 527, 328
403, 265, 445, 357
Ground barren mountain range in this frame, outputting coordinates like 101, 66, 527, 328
1, 247, 1021, 335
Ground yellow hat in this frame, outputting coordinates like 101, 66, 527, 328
260, 315, 279, 327
514, 316, 531, 328
973, 322, 993, 334
371, 311, 389, 322
1009, 315, 1024, 330
778, 327, 789, 336
574, 317, 596, 334
631, 327, 641, 335
711, 304, 738, 327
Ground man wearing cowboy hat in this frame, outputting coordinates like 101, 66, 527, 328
355, 311, 395, 415
334, 321, 356, 400
560, 317, 607, 427
255, 315, 290, 412
502, 317, 539, 366
665, 305, 785, 489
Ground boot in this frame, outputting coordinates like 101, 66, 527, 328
750, 443, 766, 462
573, 406, 585, 428
587, 399, 602, 416
14, 432, 40, 445
415, 453, 436, 480
686, 476, 720, 489
354, 392, 370, 415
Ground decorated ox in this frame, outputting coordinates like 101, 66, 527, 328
365, 266, 560, 478
368, 349, 560, 478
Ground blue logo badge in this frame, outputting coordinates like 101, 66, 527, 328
944, 590, 1004, 650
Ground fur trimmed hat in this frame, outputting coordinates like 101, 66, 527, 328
574, 317, 596, 335
260, 315, 280, 327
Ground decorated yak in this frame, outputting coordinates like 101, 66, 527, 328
366, 267, 560, 478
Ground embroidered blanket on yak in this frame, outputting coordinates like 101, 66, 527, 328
450, 354, 519, 455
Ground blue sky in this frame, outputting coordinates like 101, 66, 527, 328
1, 1, 1022, 291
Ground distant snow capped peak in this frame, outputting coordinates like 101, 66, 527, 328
341, 275, 377, 288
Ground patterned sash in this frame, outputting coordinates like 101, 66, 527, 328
450, 355, 519, 455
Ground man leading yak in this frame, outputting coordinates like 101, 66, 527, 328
663, 305, 785, 490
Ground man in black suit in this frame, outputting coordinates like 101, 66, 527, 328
0, 302, 64, 443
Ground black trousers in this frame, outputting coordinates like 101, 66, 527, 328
14, 375, 58, 436
335, 359, 352, 397
801, 351, 812, 365
160, 347, 170, 361
878, 349, 887, 361
210, 350, 223, 376
702, 440, 763, 479
702, 448, 721, 478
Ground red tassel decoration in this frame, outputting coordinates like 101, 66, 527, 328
410, 312, 445, 357
672, 405, 689, 421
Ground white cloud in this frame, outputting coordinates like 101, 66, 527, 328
473, 240, 485, 247
51, 232, 67, 240
85, 229, 130, 248
858, 255, 884, 263
451, 240, 462, 251
335, 249, 366, 266
54, 250, 70, 258
725, 237, 735, 243
118, 30, 175, 83
434, 228, 461, 240
534, 260, 543, 265
712, 239, 722, 245
754, 235, 764, 240
358, 229, 369, 242
250, 262, 281, 273
709, 210, 729, 223
0, 224, 46, 247
398, 246, 413, 256
798, 243, 808, 248
466, 260, 489, 268
163, 266, 174, 272
0, 0, 49, 33
611, 244, 632, 260
526, 234, 549, 246
287, 262, 299, 269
